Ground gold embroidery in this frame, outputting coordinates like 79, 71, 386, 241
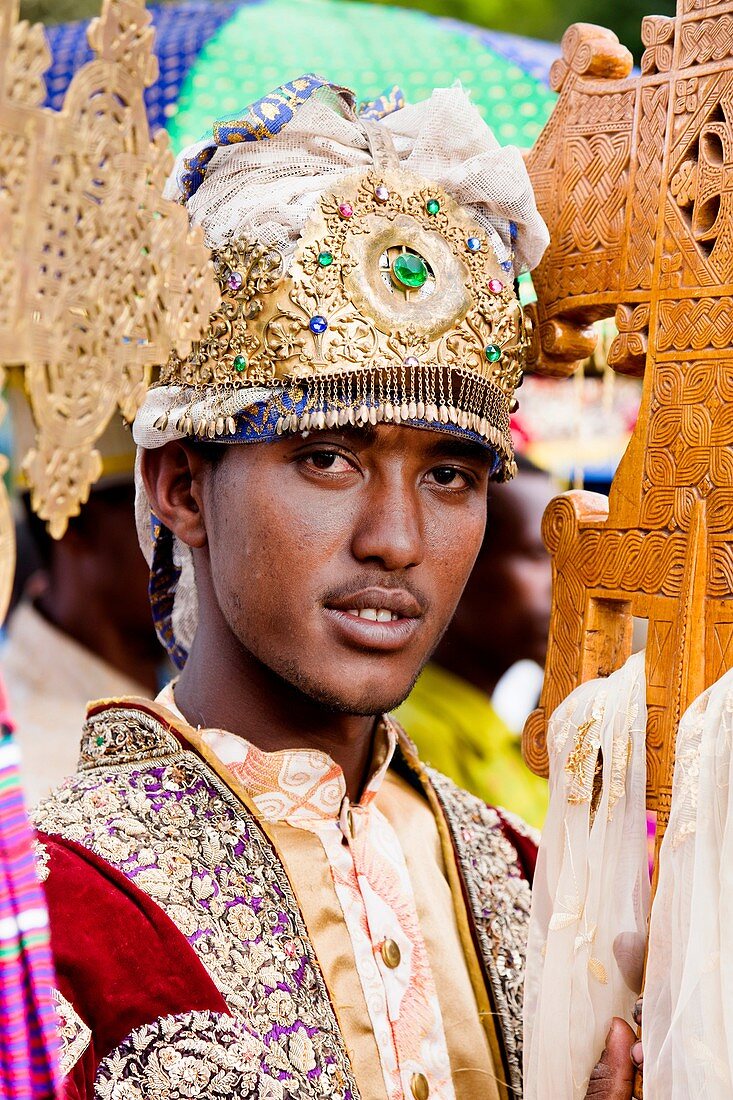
54, 988, 92, 1075
33, 838, 50, 883
565, 711, 603, 806
79, 706, 181, 769
672, 695, 707, 850
93, 1011, 274, 1098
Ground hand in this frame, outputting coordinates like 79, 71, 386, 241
584, 1016, 641, 1099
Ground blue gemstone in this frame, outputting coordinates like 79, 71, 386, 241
466, 237, 481, 252
309, 315, 328, 334
509, 220, 518, 240
501, 260, 513, 273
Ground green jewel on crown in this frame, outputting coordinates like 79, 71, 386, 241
391, 252, 428, 289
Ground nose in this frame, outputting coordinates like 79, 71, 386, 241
351, 472, 424, 572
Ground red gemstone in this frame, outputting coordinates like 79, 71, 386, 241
338, 202, 354, 218
488, 278, 504, 293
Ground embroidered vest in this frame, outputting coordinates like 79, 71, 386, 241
35, 701, 533, 1097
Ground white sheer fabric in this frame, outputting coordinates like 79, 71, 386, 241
643, 667, 733, 1098
167, 86, 549, 272
523, 651, 650, 1099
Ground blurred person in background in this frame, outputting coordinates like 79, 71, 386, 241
3, 379, 164, 804
396, 454, 553, 828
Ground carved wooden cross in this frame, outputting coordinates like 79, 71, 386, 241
523, 7, 733, 832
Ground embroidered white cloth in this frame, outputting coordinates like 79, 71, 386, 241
643, 666, 733, 1098
523, 650, 650, 1099
157, 684, 462, 1100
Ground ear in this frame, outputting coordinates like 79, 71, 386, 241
140, 442, 212, 550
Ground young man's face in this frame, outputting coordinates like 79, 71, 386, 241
183, 423, 492, 715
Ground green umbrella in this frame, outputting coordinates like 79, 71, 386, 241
168, 0, 558, 152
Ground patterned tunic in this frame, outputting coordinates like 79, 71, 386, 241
34, 698, 537, 1099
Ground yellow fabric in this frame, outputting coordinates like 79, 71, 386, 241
377, 771, 502, 1099
395, 663, 548, 829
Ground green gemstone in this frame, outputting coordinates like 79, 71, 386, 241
484, 344, 502, 363
233, 354, 247, 372
317, 250, 333, 267
392, 252, 428, 289
426, 198, 440, 215
95, 735, 105, 747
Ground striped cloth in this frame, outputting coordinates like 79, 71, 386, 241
0, 692, 59, 1097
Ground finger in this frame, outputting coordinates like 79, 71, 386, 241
613, 931, 646, 992
632, 997, 643, 1027
585, 1018, 637, 1099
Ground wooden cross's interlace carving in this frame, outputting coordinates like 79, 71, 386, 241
523, 7, 733, 832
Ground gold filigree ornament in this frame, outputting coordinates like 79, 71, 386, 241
0, 0, 216, 590
159, 169, 528, 478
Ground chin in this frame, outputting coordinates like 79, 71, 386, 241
296, 671, 417, 717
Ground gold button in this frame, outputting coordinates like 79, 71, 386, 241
411, 1072, 430, 1100
380, 938, 401, 969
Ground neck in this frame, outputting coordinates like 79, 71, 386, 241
174, 626, 377, 803
37, 588, 160, 695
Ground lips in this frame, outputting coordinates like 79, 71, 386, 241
323, 586, 424, 653
325, 587, 423, 620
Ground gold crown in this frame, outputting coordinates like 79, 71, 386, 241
159, 167, 528, 477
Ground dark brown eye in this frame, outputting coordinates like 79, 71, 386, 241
311, 451, 338, 469
431, 466, 461, 486
304, 451, 352, 473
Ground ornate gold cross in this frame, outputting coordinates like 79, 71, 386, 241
0, 0, 217, 616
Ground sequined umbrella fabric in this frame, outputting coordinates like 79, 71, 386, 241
42, 0, 558, 149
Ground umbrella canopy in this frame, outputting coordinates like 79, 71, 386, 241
43, 0, 559, 150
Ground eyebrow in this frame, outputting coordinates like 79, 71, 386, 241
296, 424, 491, 465
423, 436, 491, 465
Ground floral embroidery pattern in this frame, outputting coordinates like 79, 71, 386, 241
426, 769, 531, 1100
33, 838, 50, 883
94, 1010, 286, 1099
54, 988, 92, 1075
35, 708, 359, 1099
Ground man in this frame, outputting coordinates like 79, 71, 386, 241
34, 77, 637, 1097
397, 454, 553, 827
4, 383, 163, 803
